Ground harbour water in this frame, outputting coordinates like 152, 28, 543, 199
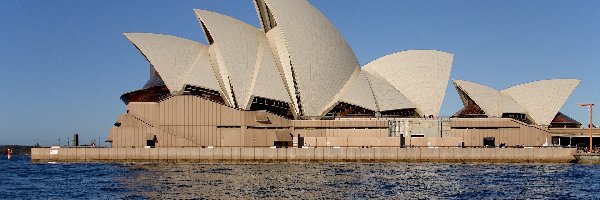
2, 155, 599, 199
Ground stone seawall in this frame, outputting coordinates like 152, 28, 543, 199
31, 147, 577, 163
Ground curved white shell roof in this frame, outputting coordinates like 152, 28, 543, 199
453, 80, 525, 117
260, 0, 361, 118
196, 10, 290, 109
364, 71, 416, 112
501, 79, 580, 125
266, 27, 300, 116
250, 41, 292, 105
183, 43, 220, 92
364, 50, 453, 117
337, 71, 378, 111
121, 2, 583, 125
195, 10, 261, 108
124, 33, 220, 93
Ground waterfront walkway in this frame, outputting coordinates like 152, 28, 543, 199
32, 147, 577, 163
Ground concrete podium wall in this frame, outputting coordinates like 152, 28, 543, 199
31, 147, 576, 163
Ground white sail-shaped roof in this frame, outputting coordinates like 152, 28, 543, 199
453, 80, 525, 117
195, 10, 260, 108
257, 0, 361, 118
250, 40, 292, 105
143, 64, 165, 89
195, 10, 290, 109
364, 71, 416, 112
124, 33, 220, 93
182, 43, 220, 92
337, 71, 378, 111
266, 27, 300, 116
501, 79, 580, 125
364, 50, 453, 117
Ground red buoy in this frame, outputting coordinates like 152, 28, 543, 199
7, 148, 12, 156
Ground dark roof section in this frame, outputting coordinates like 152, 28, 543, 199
120, 85, 171, 105
453, 104, 487, 118
549, 112, 582, 128
552, 112, 581, 124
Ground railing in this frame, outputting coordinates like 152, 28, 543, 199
508, 118, 550, 133
129, 114, 154, 128
298, 145, 570, 148
82, 145, 575, 149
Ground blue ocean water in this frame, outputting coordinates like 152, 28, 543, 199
1, 155, 599, 199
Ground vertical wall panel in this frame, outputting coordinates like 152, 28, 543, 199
197, 126, 202, 146
200, 101, 208, 125
206, 99, 211, 126
213, 128, 217, 147
216, 102, 221, 125
165, 99, 170, 127
519, 126, 524, 145
191, 98, 196, 126
184, 96, 188, 127
139, 127, 144, 147
195, 98, 200, 125
169, 98, 174, 127
507, 129, 514, 145
209, 102, 214, 126
115, 128, 120, 147
216, 126, 221, 147
136, 127, 141, 147
165, 99, 169, 126
185, 126, 189, 144
158, 103, 163, 126
222, 105, 227, 126
462, 130, 468, 146
166, 129, 171, 147
204, 124, 208, 146
217, 127, 221, 147
174, 98, 180, 125
209, 124, 213, 146
180, 97, 185, 125
206, 100, 211, 126
192, 96, 197, 125
192, 126, 197, 145
531, 131, 537, 146
201, 99, 206, 125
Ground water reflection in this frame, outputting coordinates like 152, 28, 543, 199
2, 156, 598, 199
117, 162, 600, 199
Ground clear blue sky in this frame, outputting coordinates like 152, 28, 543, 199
1, 0, 599, 145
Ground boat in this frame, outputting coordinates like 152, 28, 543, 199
574, 153, 600, 164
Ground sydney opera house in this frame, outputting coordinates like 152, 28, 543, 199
107, 0, 586, 149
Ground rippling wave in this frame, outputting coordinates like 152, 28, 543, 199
1, 155, 599, 199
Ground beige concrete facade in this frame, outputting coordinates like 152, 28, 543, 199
449, 118, 552, 147
108, 95, 554, 149
109, 95, 291, 148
